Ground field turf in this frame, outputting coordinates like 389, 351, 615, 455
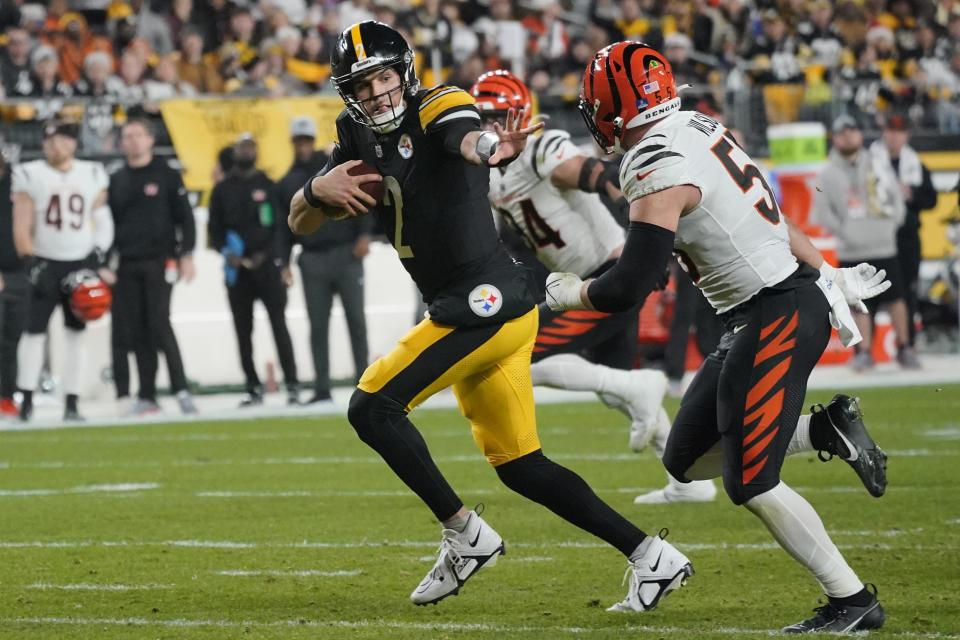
0, 384, 958, 639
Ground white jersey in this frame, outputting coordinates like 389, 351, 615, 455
620, 111, 798, 313
11, 159, 110, 261
489, 129, 625, 277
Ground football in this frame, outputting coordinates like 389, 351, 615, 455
347, 161, 385, 204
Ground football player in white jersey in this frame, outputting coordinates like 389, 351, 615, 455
471, 70, 716, 505
11, 119, 114, 421
547, 43, 891, 631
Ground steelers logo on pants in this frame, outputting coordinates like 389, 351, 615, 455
469, 284, 503, 318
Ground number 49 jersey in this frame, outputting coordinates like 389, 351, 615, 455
11, 159, 109, 261
620, 111, 798, 313
489, 129, 624, 277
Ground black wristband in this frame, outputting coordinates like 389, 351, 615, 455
577, 157, 601, 192
302, 177, 324, 209
597, 161, 620, 193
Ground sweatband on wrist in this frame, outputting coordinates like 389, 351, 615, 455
586, 221, 675, 312
302, 177, 323, 209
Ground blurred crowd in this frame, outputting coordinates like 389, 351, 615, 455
1, 0, 960, 155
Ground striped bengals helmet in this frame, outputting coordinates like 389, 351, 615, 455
579, 42, 680, 153
469, 70, 532, 128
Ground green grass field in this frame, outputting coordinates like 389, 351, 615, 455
0, 384, 958, 639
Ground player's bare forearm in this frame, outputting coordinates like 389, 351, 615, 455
12, 192, 35, 256
785, 215, 824, 269
288, 189, 330, 235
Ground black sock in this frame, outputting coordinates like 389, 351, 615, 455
496, 450, 646, 556
809, 406, 850, 457
829, 586, 873, 607
20, 390, 33, 409
65, 394, 79, 412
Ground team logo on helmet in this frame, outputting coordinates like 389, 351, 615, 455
398, 133, 413, 159
468, 284, 503, 318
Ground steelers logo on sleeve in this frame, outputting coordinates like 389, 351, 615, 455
469, 284, 503, 318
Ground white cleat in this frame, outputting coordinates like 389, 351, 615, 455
608, 530, 694, 612
634, 477, 717, 504
411, 507, 505, 606
600, 369, 668, 451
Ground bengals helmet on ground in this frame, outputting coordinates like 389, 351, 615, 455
330, 21, 419, 134
469, 70, 533, 128
579, 42, 681, 153
62, 269, 112, 322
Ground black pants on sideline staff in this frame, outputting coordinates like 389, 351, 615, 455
111, 259, 187, 400
227, 260, 298, 392
0, 270, 28, 399
299, 246, 368, 396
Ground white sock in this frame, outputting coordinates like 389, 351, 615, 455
530, 354, 617, 394
62, 329, 87, 396
745, 482, 863, 598
16, 332, 46, 391
786, 414, 814, 456
628, 535, 657, 562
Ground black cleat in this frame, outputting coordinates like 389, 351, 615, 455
782, 585, 886, 634
63, 407, 85, 422
810, 394, 888, 497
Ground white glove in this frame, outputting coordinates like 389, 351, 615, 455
815, 274, 862, 348
820, 262, 891, 313
545, 272, 587, 311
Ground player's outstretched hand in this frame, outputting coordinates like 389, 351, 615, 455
545, 272, 587, 311
821, 262, 891, 312
489, 107, 545, 165
314, 160, 381, 217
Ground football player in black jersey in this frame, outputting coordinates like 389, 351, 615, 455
289, 21, 694, 611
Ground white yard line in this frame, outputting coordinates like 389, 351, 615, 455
0, 483, 158, 496
1, 616, 956, 638
26, 583, 171, 591
213, 570, 361, 577
0, 538, 951, 552
1, 449, 956, 471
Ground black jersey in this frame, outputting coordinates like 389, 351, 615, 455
325, 85, 533, 314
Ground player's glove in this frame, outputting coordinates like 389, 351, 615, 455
819, 262, 891, 312
545, 272, 587, 311
84, 247, 108, 270
815, 273, 862, 347
23, 255, 47, 286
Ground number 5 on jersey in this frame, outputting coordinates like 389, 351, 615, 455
710, 132, 780, 224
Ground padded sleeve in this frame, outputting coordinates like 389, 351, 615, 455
619, 133, 691, 202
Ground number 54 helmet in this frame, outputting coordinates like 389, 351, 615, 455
579, 42, 681, 154
331, 21, 419, 134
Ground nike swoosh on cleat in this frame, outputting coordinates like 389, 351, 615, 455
834, 427, 859, 461
469, 529, 482, 547
649, 550, 663, 572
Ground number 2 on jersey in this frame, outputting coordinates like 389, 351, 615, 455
382, 176, 413, 258
710, 133, 780, 224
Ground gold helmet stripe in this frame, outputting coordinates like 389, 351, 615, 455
350, 23, 367, 61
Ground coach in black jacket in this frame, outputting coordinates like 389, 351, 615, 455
109, 118, 198, 415
208, 132, 299, 407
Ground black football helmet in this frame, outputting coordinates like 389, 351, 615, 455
331, 21, 419, 134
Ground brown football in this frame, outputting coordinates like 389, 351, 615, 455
347, 161, 385, 204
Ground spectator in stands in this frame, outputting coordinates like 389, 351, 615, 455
193, 0, 234, 53
262, 0, 307, 28
316, 12, 341, 62
0, 151, 26, 418
796, 0, 844, 70
47, 11, 115, 86
28, 44, 72, 120
743, 9, 803, 84
226, 5, 262, 67
278, 116, 371, 406
874, 114, 938, 356
608, 0, 662, 47
134, 0, 174, 56
146, 54, 198, 101
261, 39, 309, 96
105, 48, 148, 102
175, 26, 224, 93
663, 32, 705, 89
337, 0, 375, 32
474, 0, 526, 73
109, 118, 198, 416
207, 132, 299, 407
72, 50, 112, 97
1, 26, 34, 98
810, 114, 913, 371
165, 0, 195, 51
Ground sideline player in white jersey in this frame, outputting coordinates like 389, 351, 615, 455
471, 69, 716, 505
547, 43, 891, 631
11, 119, 113, 421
